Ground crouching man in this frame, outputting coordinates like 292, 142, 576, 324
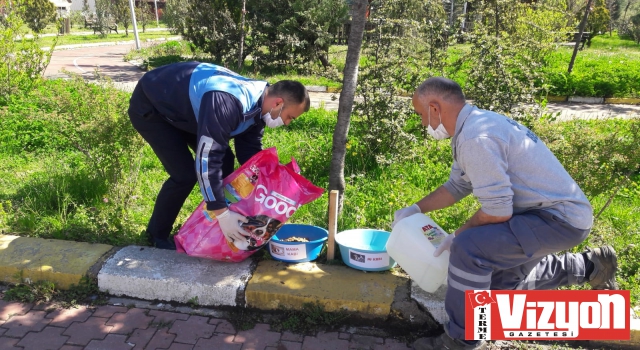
393, 77, 617, 350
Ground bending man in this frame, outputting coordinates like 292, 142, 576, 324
128, 62, 310, 250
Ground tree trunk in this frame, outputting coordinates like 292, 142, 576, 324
237, 0, 246, 71
568, 0, 594, 73
318, 53, 331, 68
449, 0, 455, 27
328, 0, 368, 216
622, 2, 631, 22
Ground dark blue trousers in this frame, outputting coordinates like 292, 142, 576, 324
444, 210, 590, 340
128, 86, 236, 240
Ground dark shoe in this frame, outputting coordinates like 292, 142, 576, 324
153, 237, 177, 251
412, 333, 486, 350
585, 245, 618, 290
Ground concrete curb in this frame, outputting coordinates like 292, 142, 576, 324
0, 235, 113, 289
1, 234, 639, 348
549, 96, 640, 105
245, 260, 405, 317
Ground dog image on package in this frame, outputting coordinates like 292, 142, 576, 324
174, 147, 324, 262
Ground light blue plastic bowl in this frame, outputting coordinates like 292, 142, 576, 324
335, 229, 397, 272
269, 224, 328, 263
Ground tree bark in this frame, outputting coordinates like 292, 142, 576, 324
568, 0, 594, 73
328, 0, 368, 216
318, 53, 331, 68
237, 0, 246, 71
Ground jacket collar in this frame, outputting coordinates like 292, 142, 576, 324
451, 103, 476, 161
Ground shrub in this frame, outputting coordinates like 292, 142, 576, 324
352, 0, 449, 166
631, 13, 640, 43
18, 0, 56, 33
247, 0, 349, 72
457, 0, 570, 116
68, 10, 85, 28
0, 7, 54, 105
532, 116, 640, 217
168, 0, 243, 67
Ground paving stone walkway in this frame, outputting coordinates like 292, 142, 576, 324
0, 300, 413, 350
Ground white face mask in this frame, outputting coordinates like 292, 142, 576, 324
262, 104, 284, 128
427, 107, 450, 140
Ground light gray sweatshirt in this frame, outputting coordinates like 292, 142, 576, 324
442, 104, 593, 230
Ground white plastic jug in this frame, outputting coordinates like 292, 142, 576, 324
386, 213, 450, 293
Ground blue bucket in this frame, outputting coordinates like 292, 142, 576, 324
269, 224, 328, 263
335, 229, 397, 271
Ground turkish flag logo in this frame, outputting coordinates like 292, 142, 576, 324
468, 291, 496, 309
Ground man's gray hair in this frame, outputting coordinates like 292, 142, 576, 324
415, 77, 465, 103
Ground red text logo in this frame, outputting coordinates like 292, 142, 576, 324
465, 290, 630, 341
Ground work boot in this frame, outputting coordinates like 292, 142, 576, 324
153, 237, 177, 250
585, 245, 618, 290
412, 333, 486, 350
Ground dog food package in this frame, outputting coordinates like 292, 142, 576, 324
174, 147, 324, 262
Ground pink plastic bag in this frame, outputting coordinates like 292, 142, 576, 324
174, 147, 324, 262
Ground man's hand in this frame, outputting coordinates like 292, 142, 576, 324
391, 204, 421, 228
433, 233, 455, 257
205, 209, 248, 243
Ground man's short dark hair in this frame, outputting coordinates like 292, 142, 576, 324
268, 80, 311, 112
415, 77, 466, 103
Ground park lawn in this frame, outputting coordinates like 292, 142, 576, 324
0, 77, 638, 305
122, 32, 640, 97
18, 30, 175, 49
540, 33, 640, 97
325, 34, 640, 97
21, 21, 170, 35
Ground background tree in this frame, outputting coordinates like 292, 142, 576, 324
20, 0, 55, 33
577, 0, 611, 43
135, 2, 152, 33
112, 0, 131, 35
238, 0, 246, 70
631, 12, 640, 42
82, 0, 90, 13
605, 0, 619, 35
94, 0, 114, 37
457, 0, 570, 116
163, 0, 189, 34
352, 0, 449, 165
616, 0, 639, 37
247, 0, 349, 71
175, 0, 241, 67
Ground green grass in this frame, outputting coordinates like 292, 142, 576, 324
2, 99, 638, 305
441, 33, 640, 97
589, 32, 640, 50
124, 42, 343, 88
541, 34, 640, 97
18, 30, 175, 49
21, 21, 169, 36
257, 73, 341, 88
125, 32, 639, 97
